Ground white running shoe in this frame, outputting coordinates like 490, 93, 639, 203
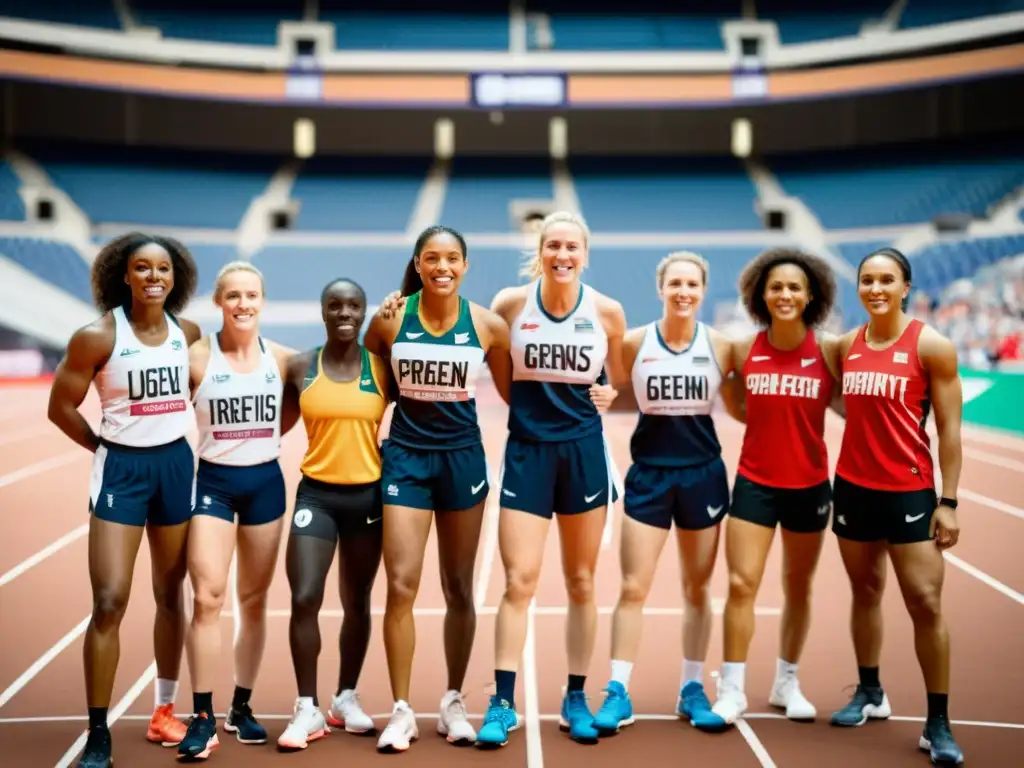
376, 701, 418, 753
277, 698, 330, 750
327, 689, 376, 734
710, 679, 748, 725
769, 674, 817, 721
437, 690, 476, 745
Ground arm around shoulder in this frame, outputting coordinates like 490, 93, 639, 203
597, 295, 629, 390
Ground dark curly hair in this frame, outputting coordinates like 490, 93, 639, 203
90, 232, 198, 316
739, 247, 837, 328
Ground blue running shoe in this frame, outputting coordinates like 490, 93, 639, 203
176, 712, 219, 762
830, 685, 891, 727
677, 681, 727, 731
920, 715, 964, 766
75, 725, 112, 768
224, 702, 267, 745
474, 696, 520, 749
560, 690, 600, 744
592, 681, 634, 735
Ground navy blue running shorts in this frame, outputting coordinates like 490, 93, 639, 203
500, 432, 620, 519
380, 439, 490, 513
88, 437, 194, 527
192, 458, 286, 526
624, 457, 730, 531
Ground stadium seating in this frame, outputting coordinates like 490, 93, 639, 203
0, 237, 92, 303
898, 0, 1024, 29
755, 0, 891, 44
0, 161, 25, 221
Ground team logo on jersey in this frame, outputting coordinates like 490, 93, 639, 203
120, 348, 140, 357
893, 351, 908, 364
454, 332, 470, 345
519, 322, 539, 331
293, 508, 313, 528
171, 340, 183, 350
265, 371, 277, 383
574, 318, 594, 333
692, 355, 710, 366
212, 374, 230, 383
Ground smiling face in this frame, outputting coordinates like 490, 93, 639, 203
416, 232, 466, 298
216, 269, 264, 333
321, 281, 365, 343
659, 259, 705, 319
858, 254, 908, 317
124, 241, 174, 307
539, 221, 587, 285
763, 262, 811, 324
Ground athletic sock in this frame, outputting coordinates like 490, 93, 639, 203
495, 669, 517, 707
193, 692, 213, 716
155, 678, 178, 708
927, 692, 949, 721
567, 674, 586, 693
720, 662, 746, 692
776, 658, 798, 680
681, 659, 704, 687
858, 666, 881, 689
297, 696, 317, 711
231, 686, 252, 711
610, 659, 633, 689
88, 707, 108, 730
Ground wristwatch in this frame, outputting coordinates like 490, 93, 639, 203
939, 497, 958, 510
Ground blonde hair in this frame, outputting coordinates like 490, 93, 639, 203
520, 210, 591, 279
213, 261, 265, 301
656, 251, 709, 289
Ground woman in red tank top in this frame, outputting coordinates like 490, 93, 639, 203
829, 248, 963, 766
705, 248, 843, 730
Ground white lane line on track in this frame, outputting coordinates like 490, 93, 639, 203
473, 460, 502, 611
737, 719, 778, 768
0, 450, 86, 490
944, 552, 1024, 607
0, 524, 88, 587
0, 615, 90, 710
523, 597, 543, 768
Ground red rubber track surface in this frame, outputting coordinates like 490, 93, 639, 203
1, 379, 1022, 767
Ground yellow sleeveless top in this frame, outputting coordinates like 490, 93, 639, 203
298, 346, 389, 485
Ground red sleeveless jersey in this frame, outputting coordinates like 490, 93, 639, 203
835, 319, 934, 492
737, 329, 833, 489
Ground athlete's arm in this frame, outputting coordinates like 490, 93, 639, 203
922, 328, 963, 535
376, 290, 406, 320
818, 332, 847, 419
475, 305, 513, 406
270, 341, 302, 435
187, 336, 211, 398
47, 319, 113, 453
179, 317, 203, 347
596, 294, 629, 390
280, 349, 314, 436
603, 326, 642, 412
489, 285, 528, 325
721, 334, 755, 423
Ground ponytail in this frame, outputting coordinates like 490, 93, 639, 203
400, 257, 423, 297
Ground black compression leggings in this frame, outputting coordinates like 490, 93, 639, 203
285, 527, 383, 702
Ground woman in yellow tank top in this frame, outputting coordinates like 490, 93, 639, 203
275, 278, 392, 751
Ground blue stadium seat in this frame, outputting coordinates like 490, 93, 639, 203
757, 0, 890, 44
0, 0, 122, 29
0, 237, 92, 304
133, 0, 302, 46
441, 157, 554, 233
899, 0, 1024, 29
0, 162, 26, 221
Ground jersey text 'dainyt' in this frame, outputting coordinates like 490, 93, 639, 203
94, 304, 192, 447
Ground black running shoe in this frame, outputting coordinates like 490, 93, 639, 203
829, 684, 891, 727
176, 711, 219, 762
225, 702, 268, 745
76, 725, 112, 768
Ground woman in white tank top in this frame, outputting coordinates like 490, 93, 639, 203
46, 233, 203, 767
177, 262, 300, 760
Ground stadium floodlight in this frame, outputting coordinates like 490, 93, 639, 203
435, 118, 455, 159
294, 118, 315, 159
549, 116, 567, 159
732, 117, 752, 158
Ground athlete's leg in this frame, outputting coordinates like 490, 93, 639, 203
676, 523, 721, 685
278, 490, 338, 752
593, 512, 669, 734
326, 488, 382, 736
886, 492, 962, 764
830, 477, 892, 728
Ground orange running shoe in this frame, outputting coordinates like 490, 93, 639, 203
147, 703, 187, 747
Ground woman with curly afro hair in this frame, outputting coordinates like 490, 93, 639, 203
47, 232, 202, 768
702, 247, 843, 731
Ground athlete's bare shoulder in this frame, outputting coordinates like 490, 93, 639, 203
917, 323, 958, 372
728, 331, 757, 372
623, 325, 646, 349
69, 313, 117, 365
836, 326, 861, 360
816, 330, 843, 379
490, 284, 529, 324
176, 316, 202, 346
469, 301, 511, 350
285, 347, 317, 389
264, 338, 299, 377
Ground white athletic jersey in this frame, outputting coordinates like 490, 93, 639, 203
192, 334, 283, 466
509, 279, 609, 385
632, 321, 723, 417
94, 305, 192, 448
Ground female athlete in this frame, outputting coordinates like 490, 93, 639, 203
590, 252, 743, 735
830, 247, 963, 766
275, 278, 390, 751
708, 248, 841, 728
363, 225, 513, 753
475, 211, 628, 748
47, 232, 200, 768
176, 262, 299, 760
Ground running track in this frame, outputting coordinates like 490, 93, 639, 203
2, 377, 1023, 767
